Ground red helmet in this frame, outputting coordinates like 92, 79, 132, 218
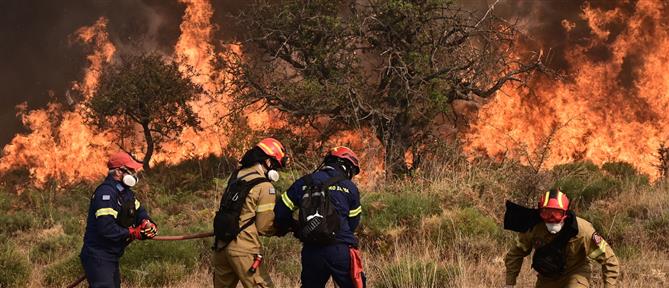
538, 189, 569, 223
256, 138, 289, 168
327, 146, 360, 175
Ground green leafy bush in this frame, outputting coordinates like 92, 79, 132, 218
0, 242, 31, 288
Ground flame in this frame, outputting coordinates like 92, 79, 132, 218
0, 17, 115, 189
155, 0, 226, 163
466, 0, 669, 177
73, 18, 117, 99
0, 1, 278, 189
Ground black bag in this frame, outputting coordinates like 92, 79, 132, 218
298, 174, 346, 244
213, 171, 269, 246
504, 200, 542, 233
531, 211, 579, 278
117, 198, 137, 228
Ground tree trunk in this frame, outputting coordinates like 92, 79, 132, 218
141, 123, 154, 171
375, 114, 412, 177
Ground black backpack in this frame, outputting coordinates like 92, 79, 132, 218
531, 211, 579, 278
297, 174, 346, 245
213, 171, 269, 247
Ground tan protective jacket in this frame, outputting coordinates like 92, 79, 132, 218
505, 216, 620, 287
217, 164, 277, 255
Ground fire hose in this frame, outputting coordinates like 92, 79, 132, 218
66, 232, 214, 288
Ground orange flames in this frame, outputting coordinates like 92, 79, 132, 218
0, 18, 114, 188
0, 1, 233, 188
5, 1, 667, 188
466, 0, 669, 177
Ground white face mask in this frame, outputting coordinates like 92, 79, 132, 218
267, 170, 280, 182
546, 222, 564, 234
123, 173, 138, 187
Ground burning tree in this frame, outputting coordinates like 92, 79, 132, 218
223, 0, 543, 175
658, 143, 669, 179
86, 54, 203, 170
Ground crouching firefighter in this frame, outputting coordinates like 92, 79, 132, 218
212, 138, 289, 288
275, 146, 366, 288
503, 189, 620, 288
80, 151, 158, 288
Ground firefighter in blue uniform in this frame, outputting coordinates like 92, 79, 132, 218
80, 151, 158, 288
275, 146, 363, 288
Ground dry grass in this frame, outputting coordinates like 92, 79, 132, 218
3, 153, 669, 287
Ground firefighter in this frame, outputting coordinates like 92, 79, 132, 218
80, 151, 158, 288
212, 138, 289, 288
275, 146, 364, 288
504, 189, 620, 288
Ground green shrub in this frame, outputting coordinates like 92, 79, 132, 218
364, 192, 441, 234
121, 235, 200, 285
44, 254, 84, 287
0, 211, 36, 234
435, 207, 501, 241
376, 260, 458, 288
552, 161, 620, 207
30, 234, 79, 264
0, 242, 31, 288
602, 161, 649, 185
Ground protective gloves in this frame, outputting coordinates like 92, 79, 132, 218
141, 219, 158, 239
128, 219, 158, 240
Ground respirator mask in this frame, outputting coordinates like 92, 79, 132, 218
545, 222, 564, 234
261, 159, 280, 182
120, 167, 139, 187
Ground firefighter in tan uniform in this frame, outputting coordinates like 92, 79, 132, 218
504, 190, 619, 288
212, 138, 289, 288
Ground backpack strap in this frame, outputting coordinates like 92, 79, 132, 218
321, 175, 347, 189
215, 173, 270, 250
230, 176, 271, 233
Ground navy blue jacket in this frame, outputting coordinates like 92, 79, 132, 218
275, 166, 362, 246
81, 175, 150, 261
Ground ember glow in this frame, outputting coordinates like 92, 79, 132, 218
466, 0, 669, 177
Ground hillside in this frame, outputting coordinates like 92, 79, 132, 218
1, 149, 668, 287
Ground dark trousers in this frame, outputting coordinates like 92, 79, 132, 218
301, 244, 353, 288
80, 254, 121, 288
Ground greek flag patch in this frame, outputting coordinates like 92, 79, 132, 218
102, 195, 111, 201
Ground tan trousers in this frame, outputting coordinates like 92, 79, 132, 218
213, 250, 274, 288
536, 273, 589, 288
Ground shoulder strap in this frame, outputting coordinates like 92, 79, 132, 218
239, 177, 270, 188
302, 174, 346, 190
303, 174, 314, 187
321, 175, 347, 189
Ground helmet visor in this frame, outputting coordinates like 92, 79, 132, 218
540, 208, 566, 223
